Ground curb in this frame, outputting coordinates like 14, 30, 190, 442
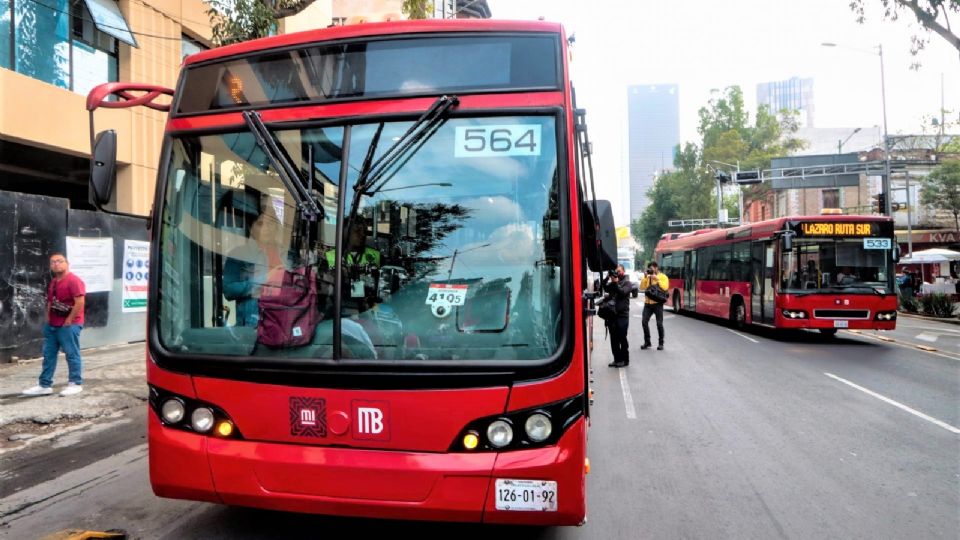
897, 311, 960, 325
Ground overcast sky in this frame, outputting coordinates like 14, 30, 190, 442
486, 0, 960, 224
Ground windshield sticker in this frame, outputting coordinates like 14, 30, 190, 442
455, 125, 542, 158
426, 284, 467, 318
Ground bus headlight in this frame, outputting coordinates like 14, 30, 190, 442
487, 420, 514, 448
160, 398, 186, 424
524, 413, 552, 443
875, 311, 897, 321
781, 309, 808, 319
191, 407, 216, 433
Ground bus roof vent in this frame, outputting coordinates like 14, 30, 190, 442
821, 208, 843, 215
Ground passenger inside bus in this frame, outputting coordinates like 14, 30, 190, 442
222, 191, 288, 326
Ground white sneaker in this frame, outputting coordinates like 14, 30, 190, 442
22, 385, 53, 396
59, 383, 83, 397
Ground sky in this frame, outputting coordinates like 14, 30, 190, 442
486, 0, 960, 224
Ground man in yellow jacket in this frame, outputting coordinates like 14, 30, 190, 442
640, 261, 669, 350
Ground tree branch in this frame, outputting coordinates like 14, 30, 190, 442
899, 0, 960, 54
265, 0, 319, 19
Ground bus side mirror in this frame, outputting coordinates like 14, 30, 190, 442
892, 242, 900, 263
584, 200, 618, 272
782, 232, 793, 252
90, 130, 117, 208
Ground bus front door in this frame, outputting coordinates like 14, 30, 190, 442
684, 250, 696, 311
751, 241, 775, 324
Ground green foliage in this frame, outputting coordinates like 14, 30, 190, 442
849, 0, 960, 68
920, 292, 954, 318
919, 160, 960, 231
899, 293, 920, 313
631, 87, 806, 261
206, 0, 318, 46
402, 0, 433, 19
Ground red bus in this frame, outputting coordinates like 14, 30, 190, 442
85, 20, 617, 525
654, 214, 900, 334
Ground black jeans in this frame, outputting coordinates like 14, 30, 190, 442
642, 303, 664, 346
608, 317, 629, 364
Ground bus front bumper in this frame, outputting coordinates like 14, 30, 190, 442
148, 411, 586, 525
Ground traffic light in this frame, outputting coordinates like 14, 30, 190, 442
715, 171, 731, 184
872, 192, 887, 214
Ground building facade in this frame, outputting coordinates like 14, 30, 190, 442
757, 76, 814, 127
626, 83, 679, 222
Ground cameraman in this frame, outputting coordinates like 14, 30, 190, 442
640, 261, 669, 350
603, 264, 632, 367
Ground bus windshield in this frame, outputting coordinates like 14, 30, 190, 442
780, 238, 892, 294
156, 115, 562, 363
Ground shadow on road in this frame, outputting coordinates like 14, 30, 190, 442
676, 311, 888, 348
175, 505, 568, 540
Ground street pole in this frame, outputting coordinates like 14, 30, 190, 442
906, 170, 913, 257
879, 44, 892, 216
716, 179, 723, 224
736, 161, 745, 225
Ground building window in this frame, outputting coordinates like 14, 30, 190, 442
0, 0, 11, 70
5, 0, 127, 94
822, 188, 840, 210
181, 34, 206, 61
71, 0, 119, 95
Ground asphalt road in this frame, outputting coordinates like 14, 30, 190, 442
2, 305, 957, 539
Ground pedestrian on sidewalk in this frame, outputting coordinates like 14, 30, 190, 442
603, 265, 632, 368
22, 252, 86, 397
640, 261, 669, 351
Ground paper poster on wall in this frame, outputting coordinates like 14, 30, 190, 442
66, 237, 114, 293
123, 240, 150, 312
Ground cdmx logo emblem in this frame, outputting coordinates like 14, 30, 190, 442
289, 397, 327, 437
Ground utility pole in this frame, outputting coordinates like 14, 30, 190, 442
906, 170, 913, 257
880, 43, 892, 216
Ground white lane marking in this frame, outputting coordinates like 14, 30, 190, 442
916, 332, 938, 343
824, 372, 960, 435
619, 368, 637, 420
844, 330, 960, 361
727, 328, 759, 343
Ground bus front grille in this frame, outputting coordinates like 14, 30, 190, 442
813, 309, 870, 319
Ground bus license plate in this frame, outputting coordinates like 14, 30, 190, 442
834, 320, 849, 328
494, 479, 558, 511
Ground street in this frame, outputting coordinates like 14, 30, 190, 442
1, 305, 958, 539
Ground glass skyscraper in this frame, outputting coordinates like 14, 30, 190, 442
627, 84, 680, 223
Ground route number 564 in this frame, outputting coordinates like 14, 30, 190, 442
455, 125, 542, 157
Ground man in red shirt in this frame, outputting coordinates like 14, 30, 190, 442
22, 252, 86, 397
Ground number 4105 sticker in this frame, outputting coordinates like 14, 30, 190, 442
455, 125, 542, 158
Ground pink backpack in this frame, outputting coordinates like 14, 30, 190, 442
257, 267, 320, 348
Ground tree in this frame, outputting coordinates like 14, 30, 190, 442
207, 0, 432, 46
402, 0, 433, 19
920, 160, 960, 231
206, 0, 317, 45
850, 0, 960, 66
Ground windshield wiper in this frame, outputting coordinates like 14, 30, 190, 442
242, 110, 323, 220
354, 95, 459, 196
343, 94, 459, 244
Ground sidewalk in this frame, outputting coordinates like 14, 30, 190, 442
0, 343, 146, 436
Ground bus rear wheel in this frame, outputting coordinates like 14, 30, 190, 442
672, 290, 681, 313
819, 328, 838, 337
730, 298, 746, 330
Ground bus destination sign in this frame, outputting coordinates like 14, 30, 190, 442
798, 222, 876, 237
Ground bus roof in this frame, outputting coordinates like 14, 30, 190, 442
655, 214, 894, 254
184, 19, 566, 67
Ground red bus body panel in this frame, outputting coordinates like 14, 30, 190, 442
144, 19, 588, 526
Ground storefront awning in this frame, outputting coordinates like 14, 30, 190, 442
82, 0, 138, 48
